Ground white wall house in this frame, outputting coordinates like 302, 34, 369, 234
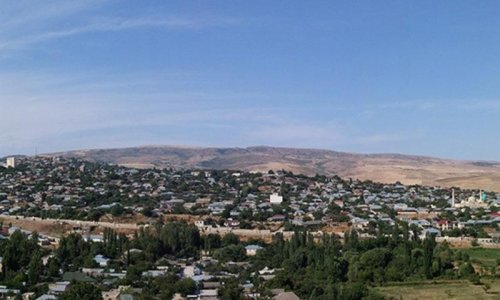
245, 245, 263, 256
270, 193, 283, 204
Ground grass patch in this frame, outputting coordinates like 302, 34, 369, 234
462, 248, 500, 268
376, 279, 500, 300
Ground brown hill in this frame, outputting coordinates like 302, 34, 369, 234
47, 146, 500, 192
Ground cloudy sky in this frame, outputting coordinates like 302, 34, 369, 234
2, 1, 500, 160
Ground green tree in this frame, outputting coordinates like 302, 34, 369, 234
459, 261, 475, 278
213, 245, 246, 262
111, 204, 124, 217
204, 234, 221, 253
340, 282, 368, 300
28, 250, 43, 284
47, 257, 60, 278
220, 279, 243, 300
423, 235, 436, 279
348, 248, 392, 283
221, 233, 240, 246
174, 278, 197, 296
60, 282, 101, 300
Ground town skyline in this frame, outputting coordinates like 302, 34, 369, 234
0, 155, 497, 299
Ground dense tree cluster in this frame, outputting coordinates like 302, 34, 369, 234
0, 221, 493, 300
131, 222, 202, 261
249, 228, 478, 300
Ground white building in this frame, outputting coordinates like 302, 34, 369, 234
5, 157, 15, 168
94, 254, 110, 267
198, 289, 218, 299
270, 193, 283, 204
245, 245, 263, 256
454, 191, 488, 209
142, 269, 168, 278
48, 282, 70, 294
394, 203, 408, 211
182, 266, 201, 278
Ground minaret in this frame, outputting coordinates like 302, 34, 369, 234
451, 188, 455, 208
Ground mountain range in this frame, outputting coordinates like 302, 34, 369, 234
46, 146, 500, 192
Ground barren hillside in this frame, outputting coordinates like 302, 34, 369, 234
47, 146, 500, 192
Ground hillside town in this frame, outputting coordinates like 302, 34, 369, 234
0, 156, 498, 299
1, 156, 499, 240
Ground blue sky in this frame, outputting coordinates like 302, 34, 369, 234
2, 1, 500, 160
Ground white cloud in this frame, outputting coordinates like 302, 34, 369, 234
0, 16, 240, 51
0, 1, 242, 53
0, 69, 281, 155
456, 100, 500, 110
0, 0, 102, 30
371, 101, 439, 111
0, 68, 419, 155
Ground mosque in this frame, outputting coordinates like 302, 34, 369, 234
452, 189, 489, 209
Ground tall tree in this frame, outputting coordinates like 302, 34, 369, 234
28, 250, 43, 284
423, 235, 436, 279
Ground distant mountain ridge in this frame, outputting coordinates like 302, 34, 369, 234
46, 145, 500, 192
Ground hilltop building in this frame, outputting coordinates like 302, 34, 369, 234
5, 157, 16, 168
